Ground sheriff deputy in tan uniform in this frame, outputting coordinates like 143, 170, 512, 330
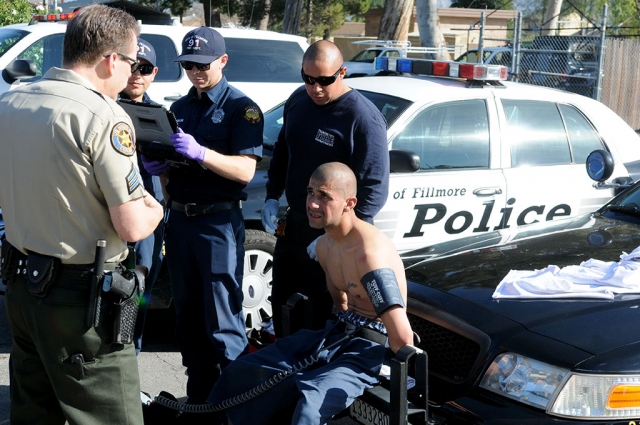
0, 5, 163, 425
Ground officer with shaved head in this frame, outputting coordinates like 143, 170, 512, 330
261, 40, 390, 337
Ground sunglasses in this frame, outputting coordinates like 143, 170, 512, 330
300, 66, 343, 86
135, 64, 155, 76
104, 52, 140, 73
180, 61, 211, 71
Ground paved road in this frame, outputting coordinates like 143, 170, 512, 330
0, 288, 10, 425
0, 293, 187, 424
0, 292, 357, 424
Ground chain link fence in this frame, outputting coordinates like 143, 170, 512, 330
467, 7, 640, 130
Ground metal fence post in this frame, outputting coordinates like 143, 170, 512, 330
595, 3, 607, 102
478, 12, 485, 64
513, 12, 522, 82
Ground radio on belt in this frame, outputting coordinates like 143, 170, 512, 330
375, 57, 508, 85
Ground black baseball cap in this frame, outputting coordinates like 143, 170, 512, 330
136, 38, 156, 67
174, 27, 226, 64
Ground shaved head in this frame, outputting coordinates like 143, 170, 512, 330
303, 40, 344, 69
311, 162, 357, 198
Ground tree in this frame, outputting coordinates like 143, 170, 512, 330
541, 0, 562, 35
377, 0, 413, 40
164, 0, 192, 23
0, 0, 35, 26
523, 0, 640, 37
282, 0, 303, 33
279, 0, 370, 37
416, 0, 450, 59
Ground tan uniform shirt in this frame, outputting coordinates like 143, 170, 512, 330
0, 67, 146, 264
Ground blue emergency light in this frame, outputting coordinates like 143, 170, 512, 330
375, 57, 508, 82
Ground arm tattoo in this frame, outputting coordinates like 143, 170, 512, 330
347, 282, 358, 290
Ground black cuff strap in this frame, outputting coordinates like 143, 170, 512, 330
361, 268, 405, 317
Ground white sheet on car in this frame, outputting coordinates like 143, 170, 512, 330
492, 246, 640, 300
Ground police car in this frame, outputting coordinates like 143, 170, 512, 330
239, 57, 640, 329
0, 13, 309, 111
379, 150, 640, 425
0, 207, 4, 294
343, 41, 407, 78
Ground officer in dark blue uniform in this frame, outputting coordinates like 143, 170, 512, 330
142, 27, 263, 403
119, 38, 165, 355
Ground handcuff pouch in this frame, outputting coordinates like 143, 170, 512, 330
26, 252, 60, 297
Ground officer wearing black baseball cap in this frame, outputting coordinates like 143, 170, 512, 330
140, 26, 263, 404
119, 38, 164, 357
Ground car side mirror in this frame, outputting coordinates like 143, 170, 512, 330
586, 149, 634, 192
2, 59, 37, 84
586, 149, 614, 182
390, 149, 419, 173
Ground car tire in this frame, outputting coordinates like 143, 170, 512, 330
243, 229, 276, 331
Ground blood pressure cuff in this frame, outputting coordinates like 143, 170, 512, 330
361, 268, 405, 317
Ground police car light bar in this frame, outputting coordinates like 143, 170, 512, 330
31, 12, 77, 22
375, 57, 508, 82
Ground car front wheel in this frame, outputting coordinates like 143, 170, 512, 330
242, 229, 276, 330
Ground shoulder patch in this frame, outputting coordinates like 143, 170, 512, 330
111, 122, 136, 156
243, 105, 261, 124
126, 163, 142, 195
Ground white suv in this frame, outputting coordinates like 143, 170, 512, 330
0, 19, 309, 111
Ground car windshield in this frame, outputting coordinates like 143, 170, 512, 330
0, 29, 29, 59
601, 181, 640, 221
358, 90, 412, 126
349, 49, 382, 63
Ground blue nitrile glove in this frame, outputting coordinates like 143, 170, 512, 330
141, 155, 169, 176
171, 128, 206, 163
261, 199, 279, 235
307, 236, 321, 262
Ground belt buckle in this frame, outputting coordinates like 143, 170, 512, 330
184, 203, 197, 217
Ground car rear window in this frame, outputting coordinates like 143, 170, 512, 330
502, 99, 604, 166
222, 38, 304, 83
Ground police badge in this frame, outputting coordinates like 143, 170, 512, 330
212, 108, 225, 123
111, 122, 136, 156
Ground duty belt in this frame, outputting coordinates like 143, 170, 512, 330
170, 200, 241, 217
1, 239, 116, 290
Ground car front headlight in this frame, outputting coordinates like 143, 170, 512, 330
480, 352, 570, 410
480, 353, 640, 419
550, 374, 640, 419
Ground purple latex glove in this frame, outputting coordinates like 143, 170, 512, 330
141, 155, 169, 176
171, 128, 206, 163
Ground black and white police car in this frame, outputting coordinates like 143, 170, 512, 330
240, 57, 640, 329
367, 150, 640, 425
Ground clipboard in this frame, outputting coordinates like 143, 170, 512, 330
117, 99, 205, 172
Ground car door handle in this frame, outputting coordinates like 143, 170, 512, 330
473, 187, 503, 196
164, 95, 182, 101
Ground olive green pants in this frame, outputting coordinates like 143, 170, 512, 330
5, 275, 143, 425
